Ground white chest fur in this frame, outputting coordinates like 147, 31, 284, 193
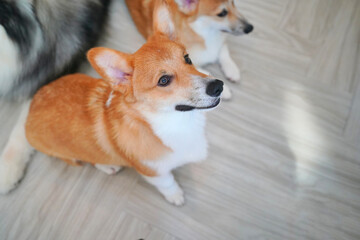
142, 111, 208, 175
189, 17, 226, 66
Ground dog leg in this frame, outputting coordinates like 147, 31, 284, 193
219, 43, 241, 82
0, 100, 34, 194
196, 67, 210, 76
95, 164, 122, 175
221, 84, 232, 100
61, 158, 82, 166
142, 172, 185, 206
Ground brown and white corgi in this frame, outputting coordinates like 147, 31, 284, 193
24, 1, 223, 206
126, 0, 253, 99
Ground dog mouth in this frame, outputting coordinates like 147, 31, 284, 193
175, 98, 221, 112
221, 29, 244, 36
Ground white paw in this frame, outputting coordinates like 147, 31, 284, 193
221, 83, 232, 100
164, 188, 185, 206
95, 164, 122, 175
222, 62, 241, 82
0, 159, 26, 194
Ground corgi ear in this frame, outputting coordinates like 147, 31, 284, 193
153, 0, 176, 40
174, 0, 199, 14
87, 47, 133, 92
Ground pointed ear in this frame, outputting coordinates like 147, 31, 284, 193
87, 47, 133, 92
153, 0, 176, 40
174, 0, 199, 14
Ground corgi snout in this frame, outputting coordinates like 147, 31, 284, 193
243, 23, 254, 34
206, 79, 223, 97
231, 21, 254, 36
174, 77, 223, 112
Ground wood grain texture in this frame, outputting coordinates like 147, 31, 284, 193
1, 0, 360, 239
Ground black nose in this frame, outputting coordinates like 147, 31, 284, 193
206, 80, 223, 97
244, 24, 253, 34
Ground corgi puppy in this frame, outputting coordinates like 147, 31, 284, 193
126, 0, 253, 99
25, 1, 223, 206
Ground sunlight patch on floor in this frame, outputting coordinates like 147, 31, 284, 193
284, 90, 324, 187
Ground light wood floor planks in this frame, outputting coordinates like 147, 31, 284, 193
1, 0, 360, 239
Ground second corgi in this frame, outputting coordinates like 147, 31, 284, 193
126, 0, 253, 99
25, 0, 223, 206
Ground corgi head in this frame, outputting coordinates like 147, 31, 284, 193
87, 0, 223, 113
177, 0, 253, 36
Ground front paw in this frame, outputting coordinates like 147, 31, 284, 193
164, 188, 185, 206
197, 67, 210, 76
222, 63, 241, 82
221, 84, 232, 100
95, 164, 122, 175
0, 160, 25, 194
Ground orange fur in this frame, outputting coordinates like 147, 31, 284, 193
25, 73, 167, 176
127, 0, 203, 47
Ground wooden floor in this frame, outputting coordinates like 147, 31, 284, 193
1, 0, 360, 239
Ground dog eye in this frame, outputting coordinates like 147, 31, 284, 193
217, 9, 228, 17
184, 54, 192, 65
158, 75, 172, 87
